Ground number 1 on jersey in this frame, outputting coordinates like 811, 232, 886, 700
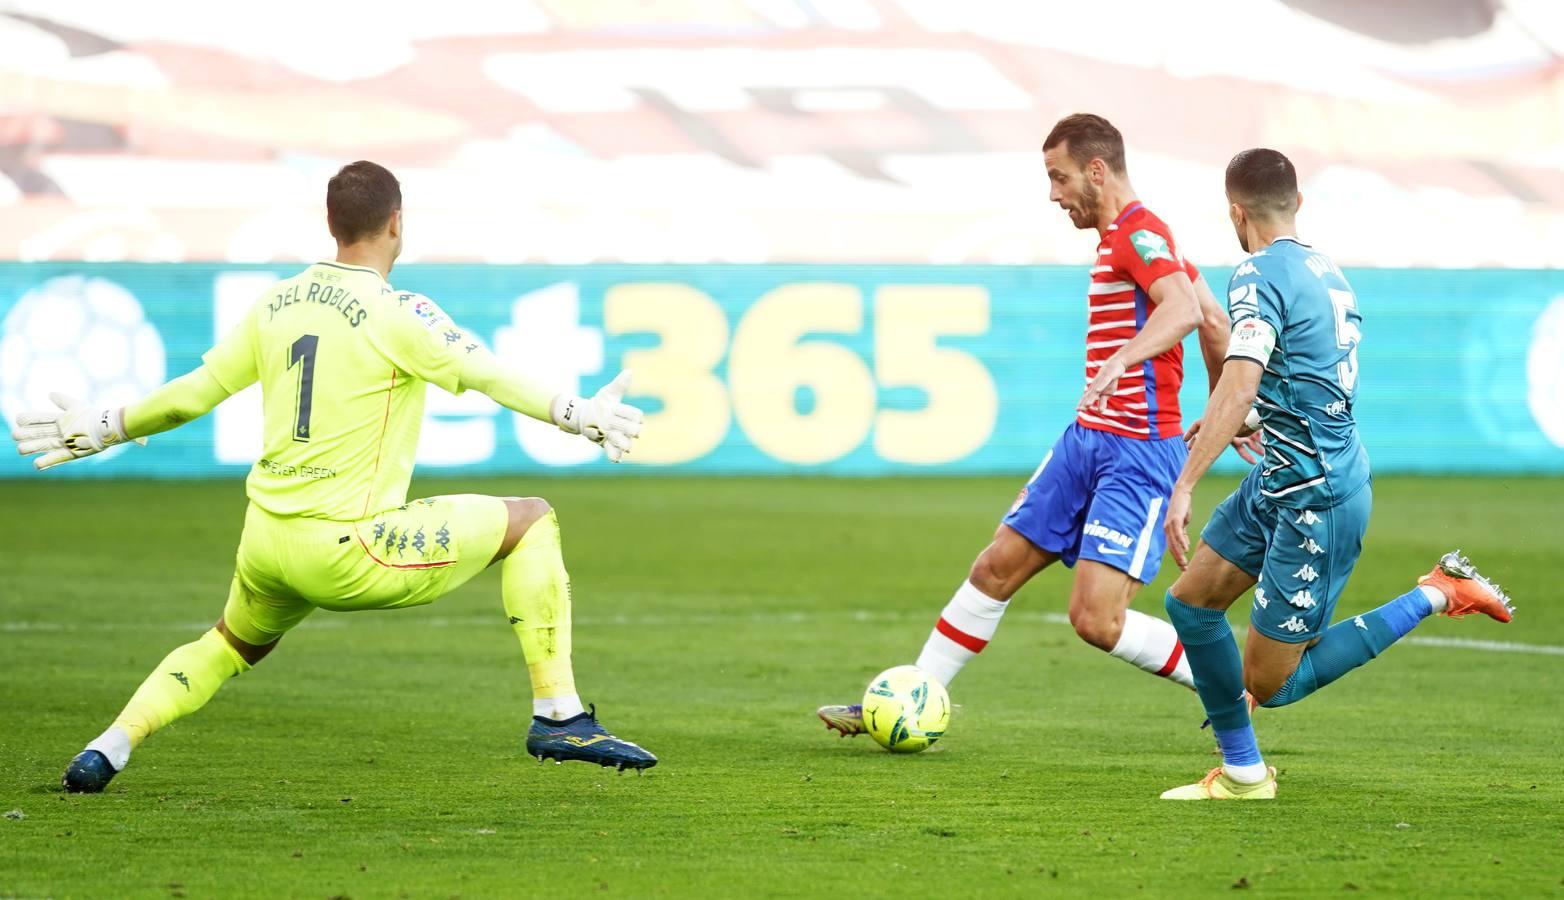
289, 334, 319, 441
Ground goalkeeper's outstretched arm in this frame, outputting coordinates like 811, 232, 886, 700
125, 367, 233, 437
10, 367, 233, 470
453, 348, 643, 463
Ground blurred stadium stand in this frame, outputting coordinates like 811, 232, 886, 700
1, 0, 1560, 268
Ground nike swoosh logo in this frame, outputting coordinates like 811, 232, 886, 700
1096, 544, 1128, 556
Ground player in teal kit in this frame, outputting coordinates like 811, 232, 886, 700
1158, 149, 1514, 799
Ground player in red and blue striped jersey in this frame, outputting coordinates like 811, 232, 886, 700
819, 114, 1247, 739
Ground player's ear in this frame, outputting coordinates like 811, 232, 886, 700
1293, 191, 1303, 215
388, 208, 402, 240
1089, 157, 1108, 186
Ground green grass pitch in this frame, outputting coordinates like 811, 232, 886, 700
1, 474, 1561, 898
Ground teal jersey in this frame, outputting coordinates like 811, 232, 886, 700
1224, 237, 1370, 509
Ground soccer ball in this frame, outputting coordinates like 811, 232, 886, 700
862, 665, 950, 753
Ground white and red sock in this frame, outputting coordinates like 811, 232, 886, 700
1109, 609, 1193, 689
914, 581, 1009, 688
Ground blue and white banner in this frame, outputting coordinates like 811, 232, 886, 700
1, 263, 1561, 477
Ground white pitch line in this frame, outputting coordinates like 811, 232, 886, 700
3, 609, 1562, 657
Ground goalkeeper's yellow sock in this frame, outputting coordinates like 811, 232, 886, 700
502, 509, 584, 720
111, 628, 250, 750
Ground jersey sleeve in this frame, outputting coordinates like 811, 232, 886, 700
366, 293, 476, 394
1225, 263, 1285, 365
201, 301, 260, 393
1115, 221, 1188, 293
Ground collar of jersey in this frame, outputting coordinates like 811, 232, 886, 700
1111, 201, 1144, 227
315, 260, 385, 280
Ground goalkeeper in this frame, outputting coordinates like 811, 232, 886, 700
11, 161, 656, 792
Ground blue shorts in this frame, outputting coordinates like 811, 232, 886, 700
1201, 467, 1372, 643
1002, 422, 1186, 584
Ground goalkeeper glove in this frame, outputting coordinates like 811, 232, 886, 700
549, 370, 643, 463
11, 393, 144, 470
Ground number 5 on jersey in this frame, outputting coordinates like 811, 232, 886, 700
1327, 289, 1360, 392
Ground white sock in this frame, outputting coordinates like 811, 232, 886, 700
1223, 761, 1270, 784
914, 581, 1009, 688
534, 695, 585, 720
1419, 584, 1448, 613
85, 725, 132, 772
1109, 609, 1194, 689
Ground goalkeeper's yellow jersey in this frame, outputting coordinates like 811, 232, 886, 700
201, 261, 477, 521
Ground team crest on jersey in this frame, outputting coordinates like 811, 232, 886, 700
1008, 486, 1028, 516
1129, 229, 1174, 264
412, 298, 446, 330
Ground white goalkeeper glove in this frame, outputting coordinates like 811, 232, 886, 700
549, 370, 643, 463
11, 393, 145, 470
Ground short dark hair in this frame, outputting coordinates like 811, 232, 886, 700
327, 161, 401, 244
1225, 148, 1298, 219
1043, 113, 1126, 175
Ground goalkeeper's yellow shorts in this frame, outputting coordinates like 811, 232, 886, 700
221, 495, 510, 646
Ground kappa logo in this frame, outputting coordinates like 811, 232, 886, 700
1130, 229, 1175, 264
1354, 616, 1367, 630
1293, 563, 1319, 582
1296, 510, 1322, 526
170, 671, 190, 691
1279, 616, 1309, 634
1298, 537, 1326, 555
1234, 260, 1259, 278
1287, 589, 1317, 609
1254, 587, 1268, 609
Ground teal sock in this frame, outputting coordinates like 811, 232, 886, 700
1165, 591, 1259, 766
1262, 588, 1432, 708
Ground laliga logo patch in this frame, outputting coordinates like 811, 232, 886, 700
412, 298, 446, 330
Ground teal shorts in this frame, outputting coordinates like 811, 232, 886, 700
1200, 469, 1372, 644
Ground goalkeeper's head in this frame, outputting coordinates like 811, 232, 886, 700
327, 160, 403, 260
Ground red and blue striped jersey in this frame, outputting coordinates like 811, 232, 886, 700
1077, 202, 1198, 441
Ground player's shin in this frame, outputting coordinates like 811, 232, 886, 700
109, 628, 251, 760
1164, 591, 1267, 783
501, 510, 584, 721
914, 580, 1008, 688
1261, 586, 1439, 708
1108, 609, 1194, 689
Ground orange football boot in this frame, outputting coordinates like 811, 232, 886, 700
1417, 551, 1514, 623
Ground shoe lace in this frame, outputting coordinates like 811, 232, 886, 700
1199, 767, 1224, 797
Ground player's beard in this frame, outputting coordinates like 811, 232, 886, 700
1069, 180, 1101, 230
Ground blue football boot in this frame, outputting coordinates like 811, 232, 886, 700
62, 750, 118, 794
525, 704, 656, 772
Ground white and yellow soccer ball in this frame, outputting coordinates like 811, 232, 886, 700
862, 665, 950, 753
